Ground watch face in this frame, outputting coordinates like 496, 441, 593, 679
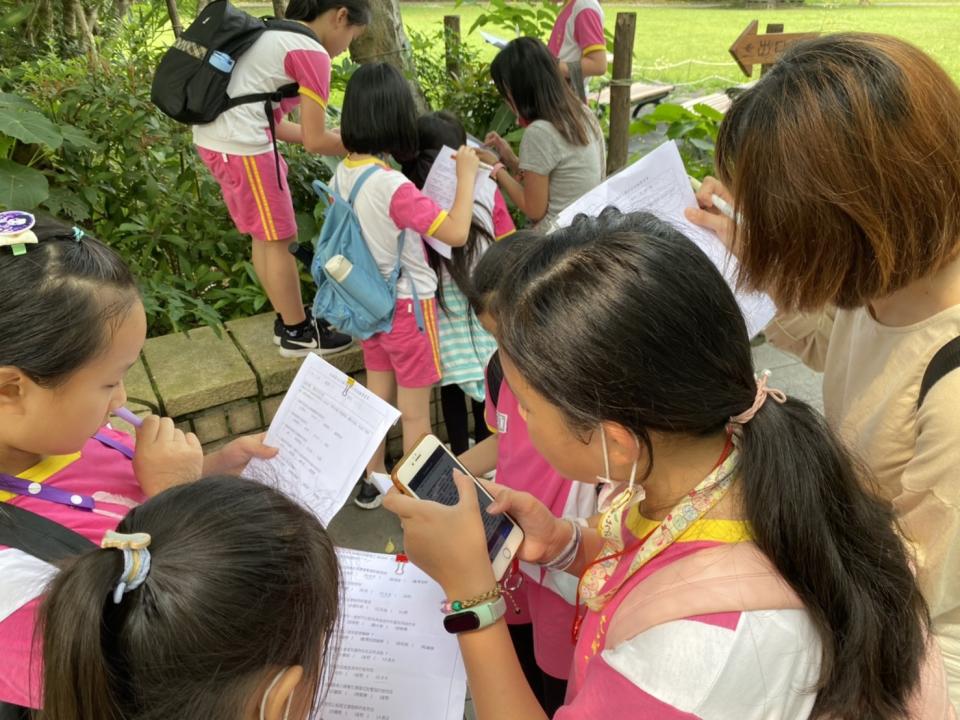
443, 611, 480, 634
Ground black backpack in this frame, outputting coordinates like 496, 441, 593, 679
151, 0, 319, 182
0, 501, 95, 720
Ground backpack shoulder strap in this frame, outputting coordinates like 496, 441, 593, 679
263, 16, 320, 43
487, 351, 504, 409
348, 165, 383, 206
919, 336, 960, 408
0, 502, 96, 564
605, 542, 803, 649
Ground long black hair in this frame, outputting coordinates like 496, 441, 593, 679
285, 0, 371, 25
494, 209, 928, 719
491, 37, 593, 147
38, 476, 342, 720
465, 229, 538, 318
400, 111, 492, 315
341, 63, 418, 162
0, 218, 138, 387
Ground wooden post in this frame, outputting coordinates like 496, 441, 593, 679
272, 0, 286, 18
607, 12, 636, 175
760, 23, 783, 75
443, 15, 461, 79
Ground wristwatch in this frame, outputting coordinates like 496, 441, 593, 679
443, 596, 507, 634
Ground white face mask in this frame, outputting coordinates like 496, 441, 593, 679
260, 670, 293, 720
596, 426, 643, 512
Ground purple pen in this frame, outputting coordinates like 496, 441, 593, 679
114, 406, 144, 428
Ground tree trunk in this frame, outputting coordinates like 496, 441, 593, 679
74, 1, 98, 58
349, 0, 428, 112
112, 0, 133, 19
165, 0, 183, 37
272, 0, 286, 17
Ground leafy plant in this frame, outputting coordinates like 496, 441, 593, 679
0, 91, 96, 210
407, 28, 507, 139
630, 102, 723, 179
458, 0, 559, 44
0, 3, 336, 336
457, 0, 613, 54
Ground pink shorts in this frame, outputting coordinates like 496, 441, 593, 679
197, 147, 297, 242
362, 298, 442, 388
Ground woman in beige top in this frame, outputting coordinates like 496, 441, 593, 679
686, 33, 960, 706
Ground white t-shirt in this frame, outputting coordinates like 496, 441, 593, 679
193, 29, 331, 156
333, 158, 449, 299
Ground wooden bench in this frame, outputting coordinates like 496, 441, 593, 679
597, 82, 675, 118
680, 91, 733, 115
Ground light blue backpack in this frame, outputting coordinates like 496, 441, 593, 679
310, 166, 425, 340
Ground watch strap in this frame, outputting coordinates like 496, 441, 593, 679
443, 595, 507, 634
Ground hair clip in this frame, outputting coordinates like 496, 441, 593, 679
101, 531, 152, 604
72, 227, 85, 242
0, 211, 38, 256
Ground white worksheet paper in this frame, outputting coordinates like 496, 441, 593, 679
243, 354, 400, 524
420, 145, 497, 259
479, 30, 508, 49
319, 549, 467, 720
556, 141, 776, 338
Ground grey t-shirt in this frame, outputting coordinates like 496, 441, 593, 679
518, 112, 606, 229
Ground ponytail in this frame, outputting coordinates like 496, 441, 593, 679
492, 209, 931, 719
35, 477, 341, 720
739, 398, 928, 719
39, 550, 124, 720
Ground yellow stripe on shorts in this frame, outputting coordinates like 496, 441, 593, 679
423, 300, 443, 378
243, 156, 278, 241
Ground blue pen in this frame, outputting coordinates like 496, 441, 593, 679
114, 406, 144, 428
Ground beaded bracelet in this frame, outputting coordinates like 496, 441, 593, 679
441, 585, 502, 614
542, 519, 582, 573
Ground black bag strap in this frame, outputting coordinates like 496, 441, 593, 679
919, 336, 960, 408
0, 501, 96, 564
0, 701, 30, 720
486, 350, 504, 410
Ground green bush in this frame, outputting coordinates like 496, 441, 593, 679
407, 28, 507, 140
630, 102, 723, 178
0, 4, 334, 337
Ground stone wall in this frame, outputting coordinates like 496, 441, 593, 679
118, 312, 455, 459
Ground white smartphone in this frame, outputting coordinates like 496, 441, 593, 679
392, 434, 524, 580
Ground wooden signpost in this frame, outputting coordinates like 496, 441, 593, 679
729, 20, 820, 77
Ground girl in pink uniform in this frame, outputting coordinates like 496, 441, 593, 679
459, 236, 595, 717
333, 65, 481, 509
37, 476, 341, 720
546, 0, 607, 96
194, 0, 368, 357
387, 210, 952, 719
0, 218, 275, 712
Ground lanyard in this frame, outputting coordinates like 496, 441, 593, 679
0, 431, 134, 513
0, 472, 95, 511
93, 431, 135, 460
577, 437, 737, 615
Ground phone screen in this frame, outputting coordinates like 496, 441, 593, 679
408, 446, 515, 559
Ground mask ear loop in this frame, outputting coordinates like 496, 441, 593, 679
596, 427, 644, 510
597, 427, 613, 484
260, 670, 294, 720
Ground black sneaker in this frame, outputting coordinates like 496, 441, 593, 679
354, 478, 382, 510
275, 313, 352, 356
273, 313, 284, 346
316, 320, 352, 355
278, 318, 320, 358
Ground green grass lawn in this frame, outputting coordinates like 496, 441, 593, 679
241, 1, 960, 89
